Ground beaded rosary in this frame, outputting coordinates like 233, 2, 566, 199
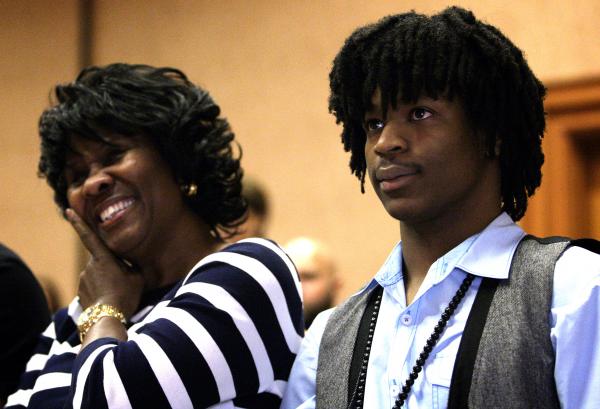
348, 274, 475, 409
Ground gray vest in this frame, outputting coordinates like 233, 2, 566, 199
316, 236, 568, 409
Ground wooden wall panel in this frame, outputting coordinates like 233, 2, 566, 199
521, 79, 600, 238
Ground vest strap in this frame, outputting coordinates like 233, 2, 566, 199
447, 277, 499, 409
348, 285, 384, 403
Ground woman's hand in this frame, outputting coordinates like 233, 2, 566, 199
66, 208, 144, 319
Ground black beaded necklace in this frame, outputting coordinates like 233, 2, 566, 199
348, 274, 475, 409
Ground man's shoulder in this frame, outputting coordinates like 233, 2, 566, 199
556, 241, 600, 270
518, 235, 600, 262
0, 243, 29, 273
516, 236, 600, 309
520, 235, 600, 251
0, 242, 18, 259
566, 238, 600, 254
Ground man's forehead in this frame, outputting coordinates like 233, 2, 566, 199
365, 87, 448, 112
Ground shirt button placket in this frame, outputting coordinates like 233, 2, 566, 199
401, 313, 412, 326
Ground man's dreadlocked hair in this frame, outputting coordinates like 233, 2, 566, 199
329, 6, 545, 221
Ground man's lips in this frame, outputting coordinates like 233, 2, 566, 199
375, 165, 419, 192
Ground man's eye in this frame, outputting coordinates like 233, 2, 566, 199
364, 119, 385, 132
411, 108, 432, 121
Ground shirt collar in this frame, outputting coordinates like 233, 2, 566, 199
358, 212, 525, 294
455, 212, 526, 279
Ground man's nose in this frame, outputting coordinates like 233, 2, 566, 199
373, 122, 408, 156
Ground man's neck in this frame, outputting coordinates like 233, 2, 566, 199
400, 209, 502, 304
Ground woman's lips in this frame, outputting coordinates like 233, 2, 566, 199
96, 198, 135, 228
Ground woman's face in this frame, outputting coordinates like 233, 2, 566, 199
64, 132, 187, 258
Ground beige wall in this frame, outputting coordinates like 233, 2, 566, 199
0, 0, 80, 307
2, 0, 600, 306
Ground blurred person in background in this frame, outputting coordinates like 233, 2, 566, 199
285, 237, 340, 329
227, 177, 271, 241
0, 242, 50, 406
5, 63, 303, 409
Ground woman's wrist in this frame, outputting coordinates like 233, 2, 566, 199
77, 303, 126, 342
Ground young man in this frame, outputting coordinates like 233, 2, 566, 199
281, 6, 600, 409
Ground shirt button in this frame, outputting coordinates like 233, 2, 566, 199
401, 314, 412, 325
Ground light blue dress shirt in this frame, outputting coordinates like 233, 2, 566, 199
280, 213, 600, 409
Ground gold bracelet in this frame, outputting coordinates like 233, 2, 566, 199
77, 303, 126, 342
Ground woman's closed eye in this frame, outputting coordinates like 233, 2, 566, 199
102, 148, 127, 166
65, 149, 126, 188
65, 169, 88, 188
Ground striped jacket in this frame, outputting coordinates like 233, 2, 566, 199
5, 238, 304, 409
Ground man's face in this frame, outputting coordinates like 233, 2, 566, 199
364, 91, 500, 225
298, 258, 337, 326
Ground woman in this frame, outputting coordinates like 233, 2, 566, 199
5, 64, 303, 409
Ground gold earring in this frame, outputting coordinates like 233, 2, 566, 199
181, 183, 198, 197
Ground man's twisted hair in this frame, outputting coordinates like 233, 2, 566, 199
329, 6, 546, 221
38, 63, 245, 239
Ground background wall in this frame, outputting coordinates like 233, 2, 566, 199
0, 0, 80, 306
2, 0, 600, 308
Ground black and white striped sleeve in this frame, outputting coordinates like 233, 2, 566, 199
4, 300, 82, 409
67, 238, 304, 409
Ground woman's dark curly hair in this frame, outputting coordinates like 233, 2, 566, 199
329, 6, 546, 221
38, 63, 245, 240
